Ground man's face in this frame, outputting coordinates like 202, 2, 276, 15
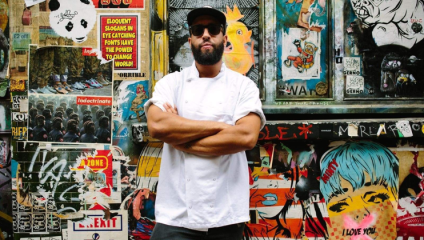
326, 175, 397, 239
350, 0, 401, 25
188, 15, 227, 65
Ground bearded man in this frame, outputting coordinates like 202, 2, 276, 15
145, 6, 265, 240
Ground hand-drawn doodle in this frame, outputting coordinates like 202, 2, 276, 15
349, 0, 424, 49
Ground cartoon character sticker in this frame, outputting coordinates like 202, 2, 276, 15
282, 28, 321, 80
320, 141, 399, 240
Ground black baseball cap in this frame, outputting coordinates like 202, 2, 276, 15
187, 6, 226, 32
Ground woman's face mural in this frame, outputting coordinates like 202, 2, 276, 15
320, 141, 399, 239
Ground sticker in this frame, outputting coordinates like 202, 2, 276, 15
348, 123, 358, 137
48, 0, 97, 43
12, 33, 31, 51
282, 28, 321, 80
20, 99, 28, 113
98, 14, 141, 73
315, 81, 328, 95
10, 79, 26, 92
343, 57, 361, 75
345, 76, 364, 94
396, 121, 413, 138
67, 210, 128, 240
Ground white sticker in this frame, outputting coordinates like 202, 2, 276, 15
62, 229, 68, 240
48, 0, 97, 43
396, 121, 413, 137
345, 75, 364, 94
67, 210, 128, 240
20, 99, 29, 113
348, 123, 359, 137
343, 57, 361, 75
24, 0, 45, 7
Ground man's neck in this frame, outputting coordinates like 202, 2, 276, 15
195, 60, 222, 78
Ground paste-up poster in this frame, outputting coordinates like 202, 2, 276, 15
320, 141, 399, 240
247, 143, 329, 239
276, 0, 330, 99
337, 0, 424, 99
281, 28, 320, 80
396, 151, 424, 239
8, 0, 150, 82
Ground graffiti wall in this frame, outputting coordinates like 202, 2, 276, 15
337, 0, 424, 99
168, 0, 263, 90
2, 0, 424, 239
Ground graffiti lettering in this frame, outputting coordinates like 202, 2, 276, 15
258, 126, 297, 141
412, 123, 421, 131
339, 126, 348, 136
359, 126, 378, 137
298, 124, 312, 139
322, 159, 338, 184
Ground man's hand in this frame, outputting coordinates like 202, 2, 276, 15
164, 102, 178, 115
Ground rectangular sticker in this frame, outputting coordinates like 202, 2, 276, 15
98, 14, 141, 73
346, 75, 364, 94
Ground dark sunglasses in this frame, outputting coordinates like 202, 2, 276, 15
189, 24, 223, 37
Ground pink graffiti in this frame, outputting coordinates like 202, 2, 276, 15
343, 213, 376, 240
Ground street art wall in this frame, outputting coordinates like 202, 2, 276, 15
1, 0, 424, 240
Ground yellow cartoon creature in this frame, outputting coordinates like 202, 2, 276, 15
223, 5, 254, 75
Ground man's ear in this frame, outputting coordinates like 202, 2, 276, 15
188, 36, 191, 45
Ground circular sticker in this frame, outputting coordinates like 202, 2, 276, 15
315, 82, 328, 95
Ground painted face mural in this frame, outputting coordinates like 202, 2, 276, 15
320, 141, 399, 239
48, 0, 97, 43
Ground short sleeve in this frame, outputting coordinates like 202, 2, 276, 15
233, 79, 266, 129
144, 75, 175, 114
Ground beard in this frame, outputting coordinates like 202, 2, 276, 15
191, 39, 224, 65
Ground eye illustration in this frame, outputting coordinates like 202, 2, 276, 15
237, 29, 243, 35
329, 201, 349, 213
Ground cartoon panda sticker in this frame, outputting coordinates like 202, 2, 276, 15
48, 0, 96, 43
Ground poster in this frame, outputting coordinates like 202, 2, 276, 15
276, 0, 330, 99
339, 0, 424, 99
320, 141, 399, 240
27, 95, 112, 144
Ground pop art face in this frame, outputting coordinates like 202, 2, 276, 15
320, 142, 399, 239
349, 0, 402, 25
326, 175, 397, 239
48, 0, 97, 43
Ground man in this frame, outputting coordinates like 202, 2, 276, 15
145, 7, 265, 240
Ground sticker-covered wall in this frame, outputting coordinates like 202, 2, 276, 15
1, 0, 424, 240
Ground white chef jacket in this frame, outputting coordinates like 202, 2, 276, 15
144, 62, 266, 229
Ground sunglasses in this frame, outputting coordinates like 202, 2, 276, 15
189, 24, 224, 37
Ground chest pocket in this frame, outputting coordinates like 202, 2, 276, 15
184, 80, 236, 124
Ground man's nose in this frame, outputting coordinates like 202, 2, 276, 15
202, 28, 211, 39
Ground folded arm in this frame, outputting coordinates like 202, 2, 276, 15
147, 104, 230, 145
172, 113, 261, 156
